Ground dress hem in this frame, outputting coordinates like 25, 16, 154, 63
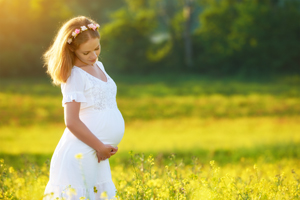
44, 180, 117, 200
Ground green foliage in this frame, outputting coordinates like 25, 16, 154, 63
101, 0, 300, 75
0, 0, 299, 77
0, 75, 300, 169
1, 74, 299, 126
0, 0, 73, 76
2, 141, 300, 170
0, 0, 124, 77
100, 1, 157, 72
195, 0, 300, 76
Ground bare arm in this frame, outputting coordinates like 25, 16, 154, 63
64, 100, 118, 162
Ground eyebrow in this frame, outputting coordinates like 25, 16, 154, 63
83, 45, 100, 53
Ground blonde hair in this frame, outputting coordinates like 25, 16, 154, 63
43, 16, 100, 85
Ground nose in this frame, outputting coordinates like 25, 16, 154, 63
91, 51, 98, 59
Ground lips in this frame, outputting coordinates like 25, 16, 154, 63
90, 59, 97, 63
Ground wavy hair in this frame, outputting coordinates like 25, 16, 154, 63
43, 16, 100, 85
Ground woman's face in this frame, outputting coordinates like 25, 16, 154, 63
74, 37, 101, 65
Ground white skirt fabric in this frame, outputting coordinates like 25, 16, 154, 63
44, 108, 125, 200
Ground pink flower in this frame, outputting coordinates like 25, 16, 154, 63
75, 29, 80, 34
72, 29, 81, 37
88, 23, 97, 30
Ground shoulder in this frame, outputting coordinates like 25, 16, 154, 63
61, 66, 85, 88
70, 66, 81, 74
68, 66, 84, 80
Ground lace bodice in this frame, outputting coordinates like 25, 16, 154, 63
61, 61, 118, 111
79, 66, 117, 110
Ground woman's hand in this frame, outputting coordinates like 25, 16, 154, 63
96, 144, 118, 163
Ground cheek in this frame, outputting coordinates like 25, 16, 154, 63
97, 49, 101, 55
78, 53, 88, 59
75, 52, 83, 59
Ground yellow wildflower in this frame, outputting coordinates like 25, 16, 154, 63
100, 191, 108, 198
75, 153, 83, 159
66, 187, 77, 196
210, 160, 215, 167
9, 167, 14, 173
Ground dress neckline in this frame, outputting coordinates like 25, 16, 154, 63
74, 62, 108, 83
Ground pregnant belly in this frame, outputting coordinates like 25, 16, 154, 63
80, 108, 125, 147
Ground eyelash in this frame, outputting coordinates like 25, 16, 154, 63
83, 48, 100, 55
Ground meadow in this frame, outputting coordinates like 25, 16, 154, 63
0, 73, 300, 199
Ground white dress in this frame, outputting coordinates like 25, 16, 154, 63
44, 61, 125, 200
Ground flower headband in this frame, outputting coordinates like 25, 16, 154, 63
67, 23, 100, 44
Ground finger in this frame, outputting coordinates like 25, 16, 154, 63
106, 144, 114, 149
111, 147, 118, 153
96, 152, 99, 162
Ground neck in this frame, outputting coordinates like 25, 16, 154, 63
74, 57, 89, 67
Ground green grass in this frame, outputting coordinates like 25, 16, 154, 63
1, 116, 300, 168
0, 74, 300, 169
1, 74, 299, 126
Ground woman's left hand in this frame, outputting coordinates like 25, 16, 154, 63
96, 145, 118, 162
110, 146, 118, 156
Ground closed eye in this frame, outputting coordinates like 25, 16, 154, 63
83, 47, 100, 55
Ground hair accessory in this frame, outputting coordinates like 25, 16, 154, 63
67, 23, 100, 44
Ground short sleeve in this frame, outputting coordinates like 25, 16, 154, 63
61, 68, 87, 107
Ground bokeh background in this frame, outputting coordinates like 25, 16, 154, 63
0, 0, 300, 198
0, 0, 300, 77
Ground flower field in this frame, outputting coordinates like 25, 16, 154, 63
1, 154, 300, 199
0, 74, 299, 199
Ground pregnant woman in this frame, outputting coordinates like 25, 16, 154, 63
42, 16, 125, 199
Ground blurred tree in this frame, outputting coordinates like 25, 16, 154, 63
154, 0, 199, 70
0, 0, 299, 77
195, 0, 300, 76
182, 0, 195, 68
70, 0, 124, 24
101, 0, 201, 72
100, 0, 158, 73
0, 0, 73, 77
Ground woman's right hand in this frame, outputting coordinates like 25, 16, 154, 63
96, 144, 118, 163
